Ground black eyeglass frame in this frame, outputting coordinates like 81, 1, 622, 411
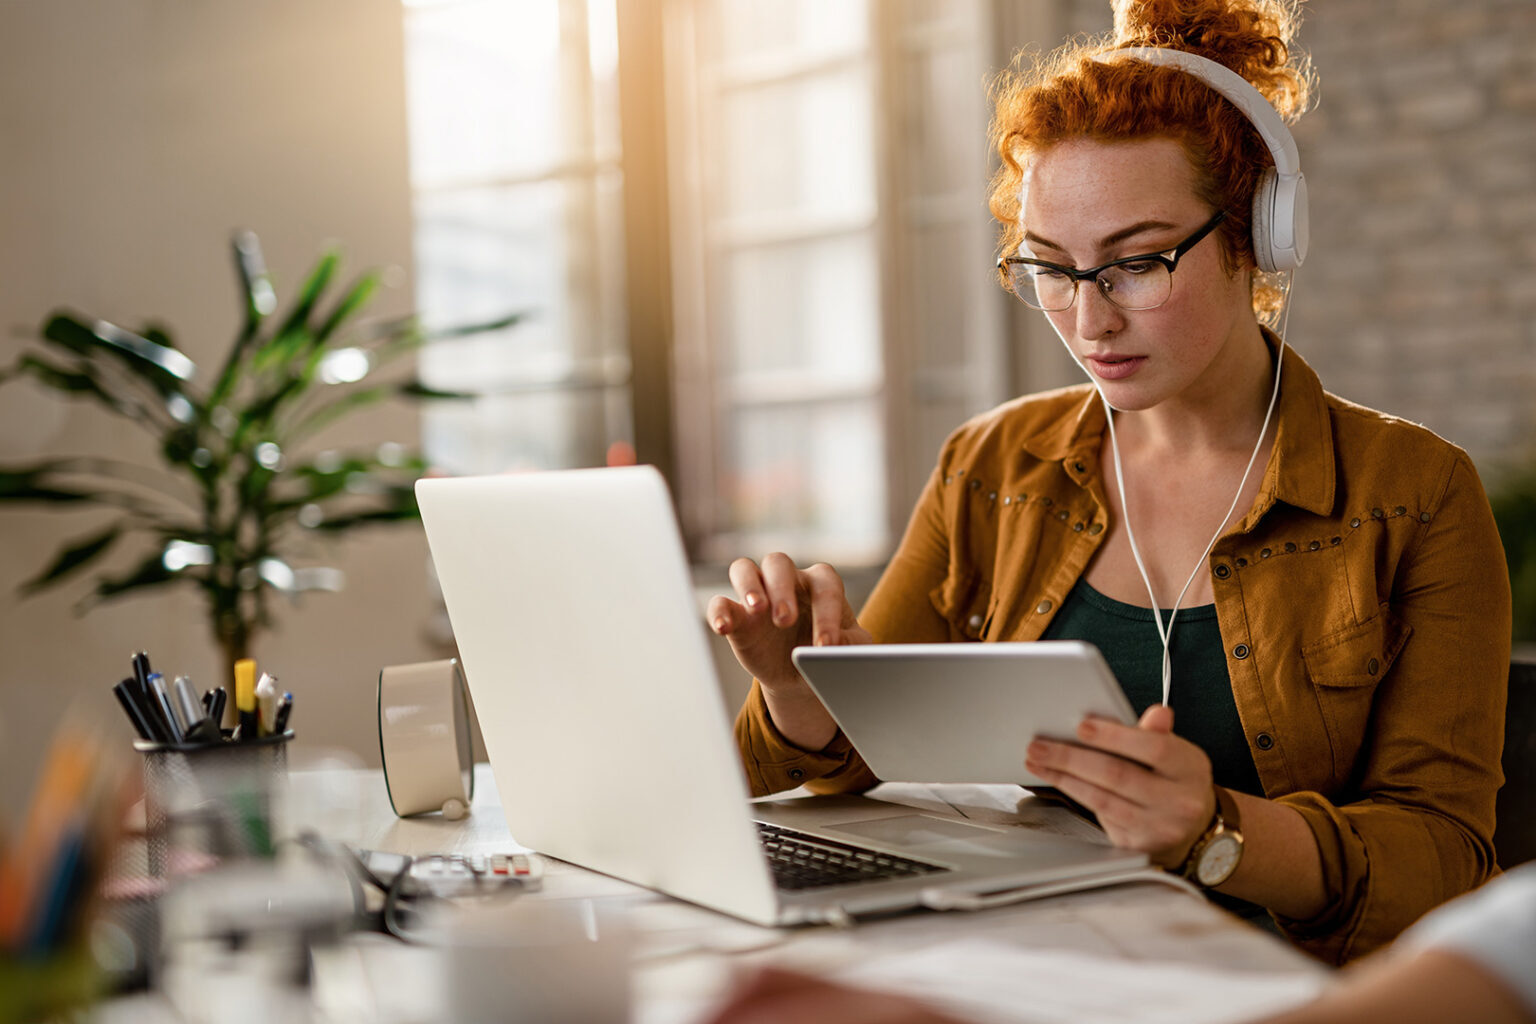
996, 208, 1230, 312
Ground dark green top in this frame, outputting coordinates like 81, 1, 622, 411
1041, 577, 1263, 797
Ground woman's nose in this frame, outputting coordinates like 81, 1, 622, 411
1074, 279, 1125, 340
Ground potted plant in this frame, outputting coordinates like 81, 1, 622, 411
0, 231, 519, 681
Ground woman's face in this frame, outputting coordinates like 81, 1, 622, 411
1019, 136, 1257, 413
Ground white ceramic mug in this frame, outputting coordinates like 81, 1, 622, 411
377, 658, 475, 818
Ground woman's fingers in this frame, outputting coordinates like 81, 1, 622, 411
728, 557, 771, 617
759, 552, 804, 628
802, 562, 853, 646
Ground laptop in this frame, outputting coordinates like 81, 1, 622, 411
415, 466, 1147, 927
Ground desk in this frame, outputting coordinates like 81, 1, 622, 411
303, 764, 1327, 1023
101, 764, 1327, 1024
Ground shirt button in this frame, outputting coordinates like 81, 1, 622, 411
1309, 540, 1320, 550
1213, 564, 1231, 579
1073, 522, 1084, 532
1419, 512, 1431, 523
1088, 523, 1103, 535
1350, 518, 1361, 528
788, 768, 806, 781
1255, 732, 1275, 751
968, 614, 984, 630
1372, 507, 1384, 519
1260, 548, 1272, 559
1284, 542, 1297, 553
1367, 657, 1379, 675
1041, 497, 1054, 508
1235, 557, 1248, 567
1073, 461, 1086, 473
1036, 600, 1053, 614
1232, 643, 1250, 659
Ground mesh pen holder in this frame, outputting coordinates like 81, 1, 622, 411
136, 731, 294, 879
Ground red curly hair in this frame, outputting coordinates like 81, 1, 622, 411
989, 0, 1313, 320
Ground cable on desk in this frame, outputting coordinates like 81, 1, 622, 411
917, 866, 1203, 913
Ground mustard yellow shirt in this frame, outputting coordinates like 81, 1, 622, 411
734, 341, 1510, 964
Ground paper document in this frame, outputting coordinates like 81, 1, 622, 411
837, 939, 1327, 1024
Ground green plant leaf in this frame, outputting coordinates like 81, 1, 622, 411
79, 550, 179, 608
397, 380, 480, 400
5, 353, 130, 412
0, 464, 100, 503
20, 523, 124, 594
271, 450, 429, 509
422, 310, 528, 341
42, 314, 196, 392
286, 385, 389, 441
312, 272, 381, 346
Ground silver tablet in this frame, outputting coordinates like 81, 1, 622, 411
790, 641, 1137, 787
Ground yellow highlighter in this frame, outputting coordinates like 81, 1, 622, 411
234, 658, 257, 741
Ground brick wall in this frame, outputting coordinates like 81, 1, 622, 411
1054, 1, 1535, 480
1289, 1, 1536, 479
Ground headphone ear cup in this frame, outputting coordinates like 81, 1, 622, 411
1250, 167, 1281, 273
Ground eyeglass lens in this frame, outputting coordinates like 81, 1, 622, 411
1009, 261, 1172, 312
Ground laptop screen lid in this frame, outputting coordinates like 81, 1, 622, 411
415, 467, 780, 925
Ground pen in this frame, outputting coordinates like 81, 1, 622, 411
131, 650, 154, 703
272, 692, 293, 734
174, 675, 222, 745
172, 675, 203, 732
148, 673, 185, 744
111, 680, 157, 741
255, 673, 278, 737
207, 687, 228, 733
234, 658, 257, 742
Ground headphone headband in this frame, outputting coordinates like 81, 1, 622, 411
1090, 46, 1308, 271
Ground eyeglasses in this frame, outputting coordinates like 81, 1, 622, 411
996, 209, 1228, 312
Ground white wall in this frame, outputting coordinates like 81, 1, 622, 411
0, 1, 426, 816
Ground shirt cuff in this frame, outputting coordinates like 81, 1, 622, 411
735, 680, 855, 796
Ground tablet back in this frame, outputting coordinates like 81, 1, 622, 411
791, 642, 1136, 786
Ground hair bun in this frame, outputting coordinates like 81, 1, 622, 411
1111, 0, 1308, 120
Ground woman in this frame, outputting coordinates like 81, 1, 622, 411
710, 0, 1510, 964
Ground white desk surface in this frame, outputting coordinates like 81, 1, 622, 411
101, 764, 1328, 1024
299, 764, 1327, 1023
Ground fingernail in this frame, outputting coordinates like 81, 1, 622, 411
815, 633, 832, 646
745, 593, 760, 609
774, 603, 791, 625
712, 618, 727, 633
1078, 719, 1097, 739
1027, 740, 1047, 759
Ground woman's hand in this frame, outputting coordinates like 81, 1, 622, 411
1023, 704, 1216, 868
702, 968, 969, 1024
707, 553, 870, 692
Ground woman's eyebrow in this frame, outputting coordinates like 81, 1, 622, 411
1024, 218, 1181, 254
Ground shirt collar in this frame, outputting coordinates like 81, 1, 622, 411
1018, 331, 1336, 518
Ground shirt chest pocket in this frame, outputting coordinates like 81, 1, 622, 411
929, 567, 992, 640
1300, 604, 1412, 785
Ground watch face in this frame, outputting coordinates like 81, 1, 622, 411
1195, 834, 1242, 887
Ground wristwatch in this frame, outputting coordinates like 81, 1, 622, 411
1179, 785, 1244, 888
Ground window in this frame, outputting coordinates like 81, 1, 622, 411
664, 0, 1025, 565
401, 0, 1058, 568
402, 0, 633, 476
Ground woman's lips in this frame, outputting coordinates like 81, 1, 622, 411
1085, 355, 1146, 380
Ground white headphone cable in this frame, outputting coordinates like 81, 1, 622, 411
1096, 274, 1294, 706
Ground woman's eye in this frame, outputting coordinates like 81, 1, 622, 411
1117, 260, 1160, 275
1031, 267, 1071, 280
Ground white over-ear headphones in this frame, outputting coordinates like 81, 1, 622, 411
1093, 47, 1308, 272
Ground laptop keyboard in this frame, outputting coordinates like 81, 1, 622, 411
755, 821, 949, 890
